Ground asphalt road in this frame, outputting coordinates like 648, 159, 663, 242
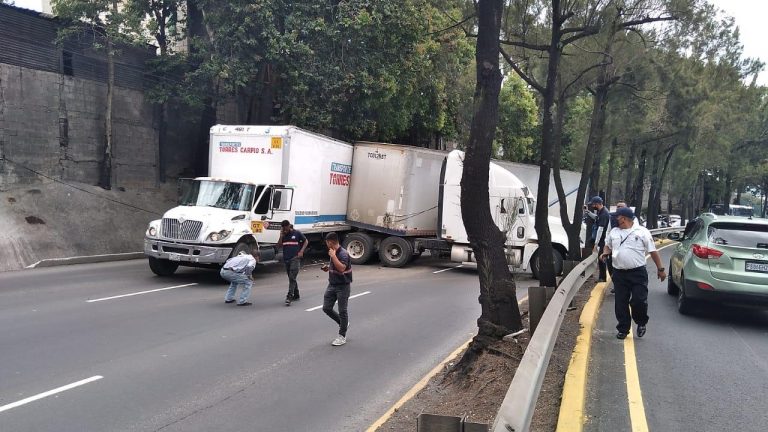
585, 244, 768, 432
0, 256, 534, 432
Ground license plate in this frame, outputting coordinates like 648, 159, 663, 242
745, 261, 768, 273
168, 253, 181, 262
251, 221, 263, 233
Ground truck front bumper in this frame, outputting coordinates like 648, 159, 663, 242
144, 239, 233, 265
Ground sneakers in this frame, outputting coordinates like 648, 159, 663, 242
285, 297, 292, 306
616, 332, 627, 340
224, 299, 235, 304
236, 302, 253, 306
331, 335, 346, 346
637, 325, 647, 338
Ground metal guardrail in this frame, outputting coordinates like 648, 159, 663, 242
491, 253, 597, 432
491, 225, 685, 432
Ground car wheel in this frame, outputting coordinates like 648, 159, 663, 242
342, 232, 374, 265
378, 236, 413, 268
677, 275, 694, 315
148, 257, 178, 277
666, 259, 679, 296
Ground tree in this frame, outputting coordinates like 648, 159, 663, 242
494, 74, 539, 162
53, 0, 128, 190
456, 0, 523, 370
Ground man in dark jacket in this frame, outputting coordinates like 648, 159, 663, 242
588, 196, 610, 282
279, 220, 308, 306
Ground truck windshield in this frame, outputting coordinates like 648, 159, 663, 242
179, 180, 256, 211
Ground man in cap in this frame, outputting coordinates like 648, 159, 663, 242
600, 207, 666, 339
587, 196, 610, 282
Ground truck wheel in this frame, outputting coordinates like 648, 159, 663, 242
343, 233, 374, 265
148, 257, 179, 276
379, 236, 413, 268
530, 249, 564, 280
230, 241, 253, 258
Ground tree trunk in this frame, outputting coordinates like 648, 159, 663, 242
624, 142, 637, 201
605, 137, 618, 206
586, 84, 610, 199
646, 151, 661, 229
631, 148, 647, 214
456, 0, 521, 370
100, 11, 116, 191
532, 5, 565, 289
187, 0, 216, 176
553, 94, 581, 261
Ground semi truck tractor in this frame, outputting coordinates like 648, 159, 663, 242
143, 125, 352, 276
342, 145, 570, 277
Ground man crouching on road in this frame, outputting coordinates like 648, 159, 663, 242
221, 246, 260, 306
321, 232, 352, 346
600, 207, 666, 339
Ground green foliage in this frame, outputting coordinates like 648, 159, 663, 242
494, 74, 539, 162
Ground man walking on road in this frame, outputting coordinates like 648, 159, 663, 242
587, 196, 611, 282
321, 232, 353, 346
600, 207, 666, 339
221, 247, 260, 306
280, 220, 308, 306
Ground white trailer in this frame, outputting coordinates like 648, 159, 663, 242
344, 142, 447, 267
144, 125, 353, 276
343, 146, 571, 277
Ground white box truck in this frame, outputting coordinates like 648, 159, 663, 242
143, 125, 353, 276
342, 145, 571, 277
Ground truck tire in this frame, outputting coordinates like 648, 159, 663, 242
378, 236, 413, 268
530, 249, 564, 280
230, 241, 253, 258
148, 257, 179, 276
343, 232, 374, 265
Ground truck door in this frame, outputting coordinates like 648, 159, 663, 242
251, 186, 295, 244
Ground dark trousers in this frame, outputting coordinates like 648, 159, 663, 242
613, 266, 649, 333
597, 244, 607, 281
323, 284, 350, 337
285, 258, 300, 298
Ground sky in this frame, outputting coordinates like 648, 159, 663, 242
9, 0, 768, 84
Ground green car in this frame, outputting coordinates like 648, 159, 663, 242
667, 214, 768, 314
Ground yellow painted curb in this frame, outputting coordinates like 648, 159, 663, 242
366, 296, 529, 432
555, 277, 609, 432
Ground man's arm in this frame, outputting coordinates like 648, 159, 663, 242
649, 251, 666, 280
298, 232, 308, 257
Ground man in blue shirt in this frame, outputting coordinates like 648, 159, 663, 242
321, 232, 353, 346
280, 220, 308, 306
220, 248, 259, 306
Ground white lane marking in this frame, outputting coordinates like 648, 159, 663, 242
305, 291, 372, 312
86, 283, 198, 303
645, 242, 677, 262
0, 376, 103, 413
433, 265, 463, 274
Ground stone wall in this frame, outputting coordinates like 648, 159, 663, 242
0, 63, 161, 190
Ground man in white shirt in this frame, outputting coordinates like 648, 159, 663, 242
600, 207, 666, 339
220, 247, 260, 306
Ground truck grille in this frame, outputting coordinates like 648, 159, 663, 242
162, 218, 203, 241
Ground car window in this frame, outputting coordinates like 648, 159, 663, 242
708, 223, 768, 249
683, 219, 701, 240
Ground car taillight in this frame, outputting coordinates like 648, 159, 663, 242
696, 282, 715, 291
692, 244, 723, 259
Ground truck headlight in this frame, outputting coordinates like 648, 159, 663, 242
207, 230, 232, 242
147, 226, 157, 237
